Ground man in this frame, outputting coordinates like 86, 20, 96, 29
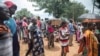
68, 19, 75, 46
0, 3, 13, 56
4, 1, 20, 56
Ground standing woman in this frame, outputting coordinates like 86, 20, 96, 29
59, 21, 69, 56
78, 23, 99, 56
0, 3, 12, 56
26, 19, 44, 56
22, 18, 28, 43
4, 1, 20, 56
47, 21, 54, 48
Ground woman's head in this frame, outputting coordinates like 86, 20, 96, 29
31, 19, 37, 25
48, 21, 52, 25
4, 1, 17, 16
0, 3, 10, 21
37, 16, 40, 20
88, 23, 95, 31
60, 21, 67, 27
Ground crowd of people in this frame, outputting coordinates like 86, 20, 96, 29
0, 1, 100, 56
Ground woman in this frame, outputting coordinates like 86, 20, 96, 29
26, 19, 44, 56
59, 21, 69, 56
47, 21, 54, 48
76, 23, 83, 42
4, 1, 20, 56
22, 19, 28, 42
0, 3, 12, 56
78, 23, 99, 56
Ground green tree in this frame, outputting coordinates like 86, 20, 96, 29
63, 2, 89, 20
15, 8, 33, 18
95, 0, 100, 8
29, 0, 69, 18
28, 0, 88, 21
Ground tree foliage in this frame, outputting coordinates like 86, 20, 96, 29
95, 0, 100, 8
29, 0, 69, 18
28, 0, 88, 20
15, 8, 33, 18
63, 2, 89, 20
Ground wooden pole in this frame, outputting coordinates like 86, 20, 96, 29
92, 0, 95, 13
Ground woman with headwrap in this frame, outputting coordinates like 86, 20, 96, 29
0, 3, 12, 56
78, 23, 99, 56
26, 19, 44, 56
4, 1, 20, 56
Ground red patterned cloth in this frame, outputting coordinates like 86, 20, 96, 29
47, 25, 54, 33
4, 1, 15, 8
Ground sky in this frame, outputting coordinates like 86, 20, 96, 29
0, 0, 99, 19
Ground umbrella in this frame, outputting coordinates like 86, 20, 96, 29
78, 13, 100, 23
78, 13, 100, 19
83, 19, 100, 23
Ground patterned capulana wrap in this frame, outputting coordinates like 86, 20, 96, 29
29, 25, 44, 56
0, 25, 12, 56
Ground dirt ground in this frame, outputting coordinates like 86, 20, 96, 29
20, 37, 81, 56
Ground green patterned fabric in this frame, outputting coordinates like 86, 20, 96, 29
82, 47, 88, 56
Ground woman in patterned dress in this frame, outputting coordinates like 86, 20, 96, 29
59, 21, 70, 56
78, 24, 99, 56
26, 19, 44, 56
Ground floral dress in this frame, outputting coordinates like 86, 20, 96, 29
29, 24, 44, 56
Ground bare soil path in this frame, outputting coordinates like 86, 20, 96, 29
20, 37, 81, 56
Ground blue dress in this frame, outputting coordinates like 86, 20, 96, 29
4, 18, 16, 35
4, 18, 20, 56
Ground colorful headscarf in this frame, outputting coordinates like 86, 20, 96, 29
4, 1, 15, 8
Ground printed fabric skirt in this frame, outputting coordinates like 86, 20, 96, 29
0, 37, 13, 56
60, 39, 69, 53
32, 36, 44, 56
76, 31, 80, 42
